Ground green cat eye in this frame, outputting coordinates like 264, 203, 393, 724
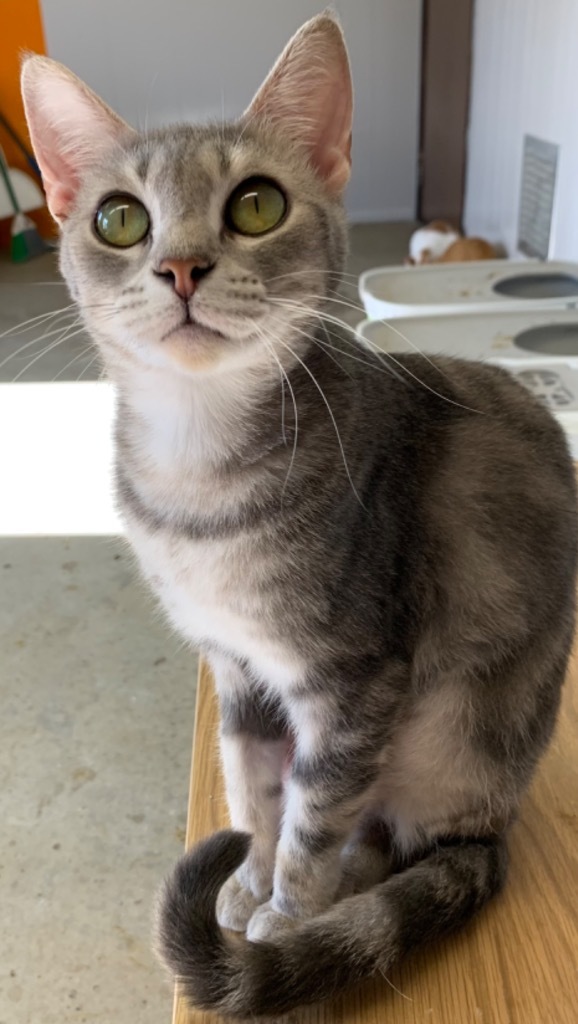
94, 195, 150, 247
226, 178, 287, 236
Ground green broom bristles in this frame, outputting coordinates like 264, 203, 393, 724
0, 151, 50, 262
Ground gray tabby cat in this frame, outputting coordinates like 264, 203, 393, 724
22, 12, 577, 1019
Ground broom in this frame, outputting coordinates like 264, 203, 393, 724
0, 109, 42, 179
0, 147, 50, 262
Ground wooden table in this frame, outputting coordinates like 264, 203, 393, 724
172, 649, 578, 1024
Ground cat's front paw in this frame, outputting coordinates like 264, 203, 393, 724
246, 900, 298, 943
216, 874, 260, 932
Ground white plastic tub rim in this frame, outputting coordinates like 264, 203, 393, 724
359, 259, 578, 321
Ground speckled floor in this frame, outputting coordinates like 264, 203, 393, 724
0, 221, 413, 1024
1, 536, 196, 1024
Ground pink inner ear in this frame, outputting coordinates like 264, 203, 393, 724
244, 14, 354, 196
43, 176, 79, 222
21, 56, 134, 222
310, 90, 353, 194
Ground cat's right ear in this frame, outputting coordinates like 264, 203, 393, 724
243, 12, 353, 196
21, 55, 134, 222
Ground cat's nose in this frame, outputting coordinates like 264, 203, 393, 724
155, 257, 214, 301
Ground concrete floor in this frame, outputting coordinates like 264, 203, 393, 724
0, 221, 413, 1024
1, 537, 196, 1024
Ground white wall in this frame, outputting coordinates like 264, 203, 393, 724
39, 0, 422, 223
464, 0, 578, 259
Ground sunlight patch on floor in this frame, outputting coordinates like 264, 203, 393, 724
0, 381, 121, 535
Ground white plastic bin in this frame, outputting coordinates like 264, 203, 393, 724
359, 260, 578, 320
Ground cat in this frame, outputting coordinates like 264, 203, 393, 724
406, 220, 461, 263
407, 221, 497, 264
22, 12, 577, 1019
439, 236, 498, 262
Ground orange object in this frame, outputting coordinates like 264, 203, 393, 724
0, 0, 55, 249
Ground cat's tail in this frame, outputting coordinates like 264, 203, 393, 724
157, 829, 506, 1019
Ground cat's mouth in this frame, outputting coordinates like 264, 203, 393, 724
161, 312, 225, 344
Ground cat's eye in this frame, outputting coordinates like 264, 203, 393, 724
226, 178, 287, 236
94, 195, 150, 247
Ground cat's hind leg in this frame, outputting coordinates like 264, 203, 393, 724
337, 812, 394, 898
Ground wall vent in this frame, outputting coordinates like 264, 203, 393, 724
517, 134, 559, 259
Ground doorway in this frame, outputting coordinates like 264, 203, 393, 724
418, 0, 475, 228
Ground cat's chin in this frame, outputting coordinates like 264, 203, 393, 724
158, 319, 227, 372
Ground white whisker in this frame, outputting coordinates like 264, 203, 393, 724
253, 322, 299, 500
277, 289, 466, 384
0, 317, 83, 371
274, 313, 405, 383
267, 268, 362, 286
271, 297, 483, 416
50, 344, 95, 382
377, 968, 413, 1002
0, 304, 77, 340
142, 70, 160, 135
269, 300, 408, 386
273, 333, 366, 510
268, 311, 355, 382
11, 325, 88, 383
76, 352, 101, 381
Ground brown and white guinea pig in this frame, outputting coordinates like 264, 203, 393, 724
406, 221, 497, 265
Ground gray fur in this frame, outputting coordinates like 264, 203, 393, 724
23, 18, 577, 1019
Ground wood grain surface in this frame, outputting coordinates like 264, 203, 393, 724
172, 648, 578, 1024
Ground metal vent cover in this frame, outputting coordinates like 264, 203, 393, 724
517, 135, 559, 260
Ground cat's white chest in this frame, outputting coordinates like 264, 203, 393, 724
126, 517, 304, 689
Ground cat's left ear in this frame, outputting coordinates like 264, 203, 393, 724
244, 12, 353, 196
21, 55, 135, 222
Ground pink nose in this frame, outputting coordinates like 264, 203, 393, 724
157, 257, 212, 301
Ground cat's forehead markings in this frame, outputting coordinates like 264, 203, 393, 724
229, 144, 256, 179
138, 137, 231, 201
196, 141, 230, 182
133, 147, 151, 183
